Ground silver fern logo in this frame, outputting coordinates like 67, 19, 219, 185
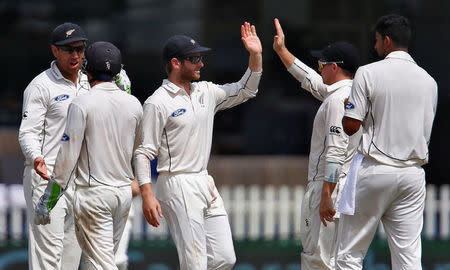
66, 29, 75, 37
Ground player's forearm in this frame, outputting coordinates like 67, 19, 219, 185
321, 181, 336, 198
324, 161, 343, 183
134, 153, 152, 186
287, 58, 328, 101
248, 52, 263, 72
140, 182, 156, 199
18, 132, 43, 162
275, 46, 295, 69
238, 68, 262, 94
131, 177, 140, 197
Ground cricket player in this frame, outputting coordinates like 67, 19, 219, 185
134, 22, 262, 270
18, 22, 88, 270
33, 41, 142, 270
273, 18, 361, 270
338, 14, 438, 270
18, 22, 132, 269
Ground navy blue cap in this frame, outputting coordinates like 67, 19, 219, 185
51, 22, 87, 46
163, 35, 211, 62
311, 42, 360, 73
84, 41, 122, 81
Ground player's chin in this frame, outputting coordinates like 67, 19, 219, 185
193, 71, 201, 80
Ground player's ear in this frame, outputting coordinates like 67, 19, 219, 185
51, 45, 59, 58
384, 35, 392, 49
332, 63, 339, 72
171, 58, 182, 70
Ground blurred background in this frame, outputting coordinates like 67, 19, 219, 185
0, 0, 449, 269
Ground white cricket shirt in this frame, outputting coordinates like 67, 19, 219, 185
288, 58, 360, 181
19, 61, 89, 165
52, 82, 143, 188
345, 51, 437, 167
134, 68, 261, 184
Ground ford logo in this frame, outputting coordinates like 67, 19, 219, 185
171, 108, 186, 117
345, 102, 355, 110
55, 94, 70, 102
61, 133, 70, 141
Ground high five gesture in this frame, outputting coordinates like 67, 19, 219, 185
241, 21, 262, 72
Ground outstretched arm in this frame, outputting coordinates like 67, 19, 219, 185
272, 18, 328, 101
241, 22, 262, 72
273, 18, 295, 68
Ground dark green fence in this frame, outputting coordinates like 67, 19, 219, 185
1, 240, 449, 270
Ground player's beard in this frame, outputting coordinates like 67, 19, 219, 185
180, 65, 201, 82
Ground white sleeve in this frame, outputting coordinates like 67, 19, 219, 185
287, 58, 328, 101
18, 83, 48, 162
52, 102, 86, 189
134, 102, 166, 186
344, 68, 370, 121
324, 97, 349, 165
213, 68, 262, 112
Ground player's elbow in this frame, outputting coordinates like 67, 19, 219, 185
342, 116, 361, 136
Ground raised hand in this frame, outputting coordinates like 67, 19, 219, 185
273, 18, 286, 53
272, 18, 295, 68
241, 22, 262, 55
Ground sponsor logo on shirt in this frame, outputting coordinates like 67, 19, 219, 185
329, 126, 341, 135
54, 94, 70, 102
171, 108, 186, 117
345, 101, 355, 110
61, 133, 70, 141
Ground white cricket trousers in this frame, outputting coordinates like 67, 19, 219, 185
336, 157, 425, 270
300, 180, 339, 270
115, 202, 135, 270
74, 185, 132, 270
23, 165, 81, 270
156, 171, 236, 270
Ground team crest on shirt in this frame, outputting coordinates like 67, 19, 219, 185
345, 102, 355, 110
171, 108, 186, 117
61, 133, 70, 141
54, 94, 70, 102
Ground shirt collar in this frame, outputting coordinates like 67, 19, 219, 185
91, 82, 118, 91
385, 50, 416, 64
161, 79, 192, 95
327, 79, 353, 92
50, 60, 64, 80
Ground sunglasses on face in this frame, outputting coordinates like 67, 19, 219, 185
57, 45, 86, 54
180, 55, 203, 64
318, 60, 343, 69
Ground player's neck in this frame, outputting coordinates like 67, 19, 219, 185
169, 75, 192, 95
384, 47, 408, 58
334, 73, 353, 83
